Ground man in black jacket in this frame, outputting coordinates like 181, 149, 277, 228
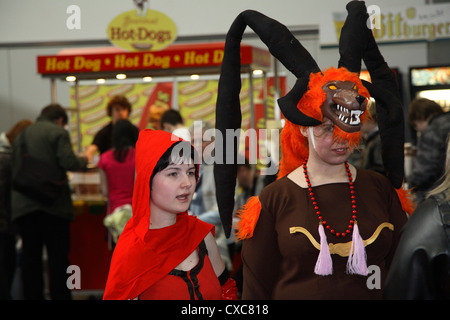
83, 95, 139, 163
11, 104, 87, 300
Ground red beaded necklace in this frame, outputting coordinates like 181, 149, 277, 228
302, 158, 357, 238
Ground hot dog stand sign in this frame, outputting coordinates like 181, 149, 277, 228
107, 7, 177, 52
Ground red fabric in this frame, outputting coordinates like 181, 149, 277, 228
103, 129, 212, 300
138, 245, 221, 300
221, 278, 238, 300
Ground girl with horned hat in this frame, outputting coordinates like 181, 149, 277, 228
214, 1, 413, 299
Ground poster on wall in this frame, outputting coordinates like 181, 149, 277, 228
178, 77, 286, 129
70, 76, 286, 163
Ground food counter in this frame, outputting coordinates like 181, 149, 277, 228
69, 170, 111, 294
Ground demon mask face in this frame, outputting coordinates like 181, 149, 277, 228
321, 80, 367, 133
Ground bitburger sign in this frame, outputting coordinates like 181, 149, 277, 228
106, 6, 177, 52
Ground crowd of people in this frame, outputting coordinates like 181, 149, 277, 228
0, 1, 449, 301
0, 93, 448, 301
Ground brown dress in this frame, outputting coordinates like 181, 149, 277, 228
241, 169, 407, 300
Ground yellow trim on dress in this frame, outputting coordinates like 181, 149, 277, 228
289, 222, 394, 257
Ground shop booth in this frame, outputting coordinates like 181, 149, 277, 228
36, 42, 281, 295
37, 42, 277, 149
409, 64, 450, 112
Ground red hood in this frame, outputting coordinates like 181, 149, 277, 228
103, 129, 212, 300
132, 129, 184, 241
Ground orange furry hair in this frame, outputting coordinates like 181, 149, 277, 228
235, 196, 262, 240
278, 67, 371, 179
395, 188, 416, 216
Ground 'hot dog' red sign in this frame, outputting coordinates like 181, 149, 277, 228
37, 43, 271, 76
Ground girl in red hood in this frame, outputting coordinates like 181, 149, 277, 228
103, 129, 237, 300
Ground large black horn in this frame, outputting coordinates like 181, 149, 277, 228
344, 1, 405, 188
215, 10, 322, 238
337, 1, 368, 73
278, 77, 322, 126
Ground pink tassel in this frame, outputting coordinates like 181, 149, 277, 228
314, 224, 333, 276
346, 222, 367, 275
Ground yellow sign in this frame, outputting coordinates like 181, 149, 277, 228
320, 3, 450, 46
107, 9, 177, 52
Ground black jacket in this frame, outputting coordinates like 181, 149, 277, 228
409, 112, 450, 203
11, 117, 87, 221
384, 192, 450, 299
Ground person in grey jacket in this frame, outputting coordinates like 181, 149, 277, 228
408, 98, 450, 204
188, 120, 232, 271
11, 104, 88, 300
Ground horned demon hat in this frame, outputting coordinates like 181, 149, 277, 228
215, 1, 405, 237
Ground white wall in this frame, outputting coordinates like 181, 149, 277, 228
0, 0, 436, 133
1, 0, 426, 44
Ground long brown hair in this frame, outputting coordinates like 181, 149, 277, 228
6, 119, 33, 144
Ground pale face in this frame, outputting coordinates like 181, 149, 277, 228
150, 163, 196, 218
302, 117, 352, 165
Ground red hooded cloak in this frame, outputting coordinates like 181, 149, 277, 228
103, 129, 213, 300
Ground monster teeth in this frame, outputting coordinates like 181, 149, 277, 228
337, 105, 349, 114
338, 113, 349, 123
337, 105, 363, 125
350, 110, 362, 125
